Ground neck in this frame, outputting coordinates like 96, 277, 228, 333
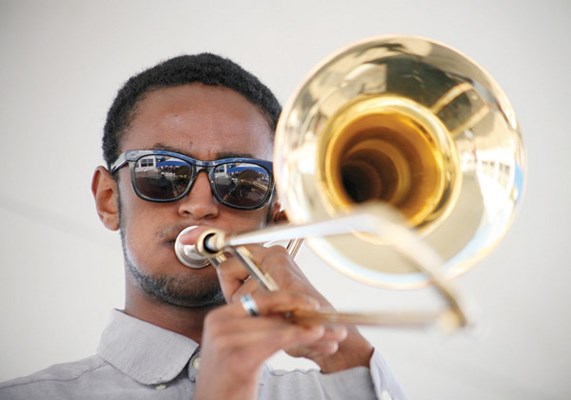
124, 286, 218, 343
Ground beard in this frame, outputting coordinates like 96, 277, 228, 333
118, 200, 226, 309
124, 251, 226, 308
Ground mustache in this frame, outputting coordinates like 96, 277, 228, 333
157, 224, 197, 242
157, 221, 260, 243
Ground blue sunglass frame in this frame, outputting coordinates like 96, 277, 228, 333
110, 149, 274, 210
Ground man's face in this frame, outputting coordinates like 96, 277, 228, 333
114, 84, 275, 308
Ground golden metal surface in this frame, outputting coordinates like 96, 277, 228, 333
275, 36, 525, 289
181, 36, 524, 328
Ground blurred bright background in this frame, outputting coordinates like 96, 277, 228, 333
1, 1, 570, 399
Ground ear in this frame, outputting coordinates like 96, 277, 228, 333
91, 166, 120, 231
268, 199, 288, 225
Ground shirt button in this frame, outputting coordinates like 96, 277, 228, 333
191, 355, 201, 370
380, 390, 392, 400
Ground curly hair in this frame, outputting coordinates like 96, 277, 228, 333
102, 53, 281, 168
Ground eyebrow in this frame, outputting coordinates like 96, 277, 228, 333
150, 143, 257, 160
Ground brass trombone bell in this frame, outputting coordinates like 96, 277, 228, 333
274, 35, 525, 289
175, 36, 525, 328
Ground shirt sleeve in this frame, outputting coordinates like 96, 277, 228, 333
369, 348, 408, 400
259, 349, 407, 400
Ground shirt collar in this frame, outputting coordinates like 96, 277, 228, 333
96, 309, 199, 385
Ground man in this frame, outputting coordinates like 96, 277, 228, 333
0, 54, 406, 399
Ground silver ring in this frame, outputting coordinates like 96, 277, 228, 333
239, 294, 259, 317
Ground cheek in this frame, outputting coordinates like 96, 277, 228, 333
118, 191, 165, 265
224, 207, 271, 233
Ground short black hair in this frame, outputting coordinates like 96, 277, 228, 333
102, 53, 281, 168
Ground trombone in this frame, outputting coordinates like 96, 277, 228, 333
176, 36, 525, 330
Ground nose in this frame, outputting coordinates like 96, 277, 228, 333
177, 172, 219, 220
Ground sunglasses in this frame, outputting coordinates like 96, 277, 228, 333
110, 150, 274, 210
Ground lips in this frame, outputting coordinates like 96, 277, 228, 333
160, 224, 204, 245
162, 224, 228, 253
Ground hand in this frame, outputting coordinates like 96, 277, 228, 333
195, 291, 325, 400
216, 245, 374, 373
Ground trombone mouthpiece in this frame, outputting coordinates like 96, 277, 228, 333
174, 226, 210, 269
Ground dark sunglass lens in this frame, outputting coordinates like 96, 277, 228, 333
133, 155, 192, 200
213, 163, 271, 208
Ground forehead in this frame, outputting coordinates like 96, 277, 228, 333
121, 84, 274, 160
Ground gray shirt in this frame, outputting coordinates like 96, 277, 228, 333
0, 310, 406, 399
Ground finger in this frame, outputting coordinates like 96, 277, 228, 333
283, 324, 348, 359
218, 245, 337, 318
251, 321, 326, 351
208, 313, 325, 347
311, 341, 340, 355
203, 292, 327, 355
238, 246, 323, 297
229, 272, 267, 303
217, 244, 296, 299
288, 340, 341, 358
320, 325, 348, 342
201, 308, 326, 379
216, 244, 268, 299
239, 291, 321, 317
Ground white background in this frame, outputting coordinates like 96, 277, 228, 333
1, 1, 570, 399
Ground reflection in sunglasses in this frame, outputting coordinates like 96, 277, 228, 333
113, 150, 273, 209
